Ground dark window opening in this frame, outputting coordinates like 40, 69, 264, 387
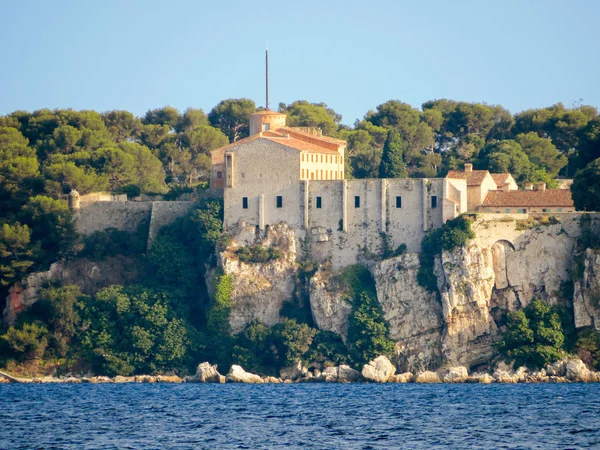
431, 195, 437, 208
316, 196, 322, 208
276, 196, 283, 208
242, 197, 248, 209
354, 196, 360, 208
396, 196, 402, 208
217, 171, 223, 179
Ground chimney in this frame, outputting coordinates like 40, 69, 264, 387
501, 182, 510, 192
464, 163, 473, 173
525, 183, 533, 191
535, 182, 546, 192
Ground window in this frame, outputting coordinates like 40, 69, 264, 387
505, 208, 511, 213
558, 208, 563, 212
321, 170, 323, 179
485, 208, 492, 213
276, 196, 283, 208
396, 196, 402, 208
311, 155, 314, 162
354, 196, 360, 208
431, 196, 437, 208
302, 169, 305, 178
262, 123, 270, 131
330, 170, 333, 179
341, 156, 343, 164
542, 208, 549, 212
311, 172, 314, 180
519, 208, 526, 213
242, 197, 248, 209
316, 196, 322, 208
217, 171, 223, 179
321, 155, 323, 163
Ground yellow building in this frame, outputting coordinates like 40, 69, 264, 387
210, 110, 345, 191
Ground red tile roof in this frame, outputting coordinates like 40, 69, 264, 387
447, 170, 491, 186
481, 190, 574, 207
491, 173, 512, 187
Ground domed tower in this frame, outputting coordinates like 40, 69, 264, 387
249, 110, 287, 135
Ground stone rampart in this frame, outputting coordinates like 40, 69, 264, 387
147, 201, 196, 247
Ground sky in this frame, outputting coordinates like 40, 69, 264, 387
1, 0, 599, 125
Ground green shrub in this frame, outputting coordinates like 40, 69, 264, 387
575, 329, 600, 370
306, 330, 349, 368
497, 299, 567, 369
1, 322, 48, 360
235, 245, 282, 263
80, 224, 147, 260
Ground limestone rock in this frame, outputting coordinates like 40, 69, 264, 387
218, 223, 298, 334
113, 376, 135, 383
262, 376, 282, 383
134, 375, 156, 383
156, 375, 182, 383
193, 362, 223, 383
441, 366, 469, 383
468, 373, 495, 384
391, 372, 414, 383
546, 360, 567, 377
566, 359, 593, 382
226, 365, 264, 384
0, 376, 9, 384
320, 366, 339, 382
280, 361, 308, 381
374, 253, 443, 372
415, 371, 441, 383
361, 356, 395, 383
309, 264, 352, 340
89, 376, 112, 383
573, 249, 600, 331
338, 365, 361, 383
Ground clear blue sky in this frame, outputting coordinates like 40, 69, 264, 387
1, 0, 599, 125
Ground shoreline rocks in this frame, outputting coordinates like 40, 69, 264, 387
1, 358, 599, 385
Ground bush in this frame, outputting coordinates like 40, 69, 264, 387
305, 330, 349, 368
80, 224, 147, 260
235, 245, 282, 263
497, 299, 566, 369
1, 322, 48, 360
575, 329, 600, 370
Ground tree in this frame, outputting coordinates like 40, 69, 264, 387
379, 129, 407, 178
118, 142, 167, 194
175, 108, 209, 132
142, 106, 181, 129
279, 100, 341, 136
515, 132, 567, 176
102, 110, 143, 142
497, 299, 566, 369
577, 117, 600, 169
208, 99, 256, 142
571, 158, 600, 211
478, 140, 532, 182
0, 223, 35, 286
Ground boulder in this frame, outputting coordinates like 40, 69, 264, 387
362, 356, 395, 383
0, 376, 10, 384
391, 372, 414, 383
441, 366, 469, 383
63, 377, 82, 384
262, 376, 282, 383
546, 360, 567, 377
156, 375, 182, 383
193, 362, 223, 383
113, 376, 135, 383
321, 367, 339, 382
226, 365, 264, 384
134, 375, 156, 383
89, 376, 112, 383
415, 371, 441, 383
566, 359, 593, 382
468, 373, 495, 384
280, 361, 308, 381
338, 365, 361, 382
527, 369, 548, 383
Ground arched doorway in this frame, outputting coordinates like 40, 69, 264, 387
491, 240, 515, 289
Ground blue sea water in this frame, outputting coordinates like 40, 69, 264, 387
1, 383, 599, 449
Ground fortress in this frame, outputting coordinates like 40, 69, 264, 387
210, 110, 576, 269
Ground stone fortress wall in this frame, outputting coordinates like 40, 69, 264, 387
74, 200, 194, 247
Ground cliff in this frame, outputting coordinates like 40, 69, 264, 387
221, 214, 600, 372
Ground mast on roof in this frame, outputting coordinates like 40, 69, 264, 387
265, 46, 269, 111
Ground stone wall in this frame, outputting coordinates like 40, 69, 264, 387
147, 201, 196, 247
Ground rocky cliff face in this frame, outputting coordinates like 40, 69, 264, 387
373, 254, 443, 372
218, 222, 298, 334
574, 249, 600, 331
219, 214, 600, 372
3, 256, 143, 325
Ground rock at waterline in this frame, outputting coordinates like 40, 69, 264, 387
226, 365, 264, 384
361, 356, 395, 383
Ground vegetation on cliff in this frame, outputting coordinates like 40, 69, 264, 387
417, 215, 476, 292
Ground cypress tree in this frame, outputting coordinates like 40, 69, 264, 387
379, 129, 407, 178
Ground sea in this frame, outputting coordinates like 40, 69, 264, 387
1, 383, 599, 449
